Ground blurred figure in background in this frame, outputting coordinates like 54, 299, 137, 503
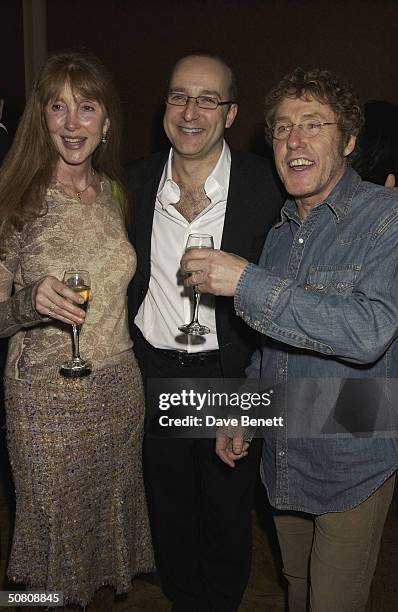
0, 98, 11, 164
353, 100, 398, 187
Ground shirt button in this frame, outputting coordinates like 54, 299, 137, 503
279, 450, 285, 457
298, 237, 304, 244
278, 367, 285, 374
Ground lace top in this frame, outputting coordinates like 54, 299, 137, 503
0, 178, 135, 379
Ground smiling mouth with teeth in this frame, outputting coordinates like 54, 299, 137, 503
289, 158, 314, 168
180, 127, 203, 133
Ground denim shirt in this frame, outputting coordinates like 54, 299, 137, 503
235, 168, 398, 513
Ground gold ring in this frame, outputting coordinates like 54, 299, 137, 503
48, 304, 55, 316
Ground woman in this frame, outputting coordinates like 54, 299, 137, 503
0, 51, 153, 608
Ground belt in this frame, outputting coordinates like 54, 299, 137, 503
151, 346, 220, 367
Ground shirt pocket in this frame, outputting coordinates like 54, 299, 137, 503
306, 264, 361, 294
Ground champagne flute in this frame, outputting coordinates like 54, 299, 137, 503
60, 269, 92, 377
179, 233, 214, 336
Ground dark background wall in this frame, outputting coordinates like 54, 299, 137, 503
1, 1, 25, 134
2, 0, 398, 161
46, 0, 398, 161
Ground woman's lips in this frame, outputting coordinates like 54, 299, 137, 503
61, 136, 87, 149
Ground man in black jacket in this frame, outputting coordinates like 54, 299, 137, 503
126, 52, 282, 612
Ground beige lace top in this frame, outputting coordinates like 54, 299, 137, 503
0, 178, 135, 380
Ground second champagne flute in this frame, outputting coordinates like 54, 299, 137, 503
179, 233, 214, 336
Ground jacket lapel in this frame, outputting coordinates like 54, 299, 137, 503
221, 150, 253, 257
134, 152, 168, 283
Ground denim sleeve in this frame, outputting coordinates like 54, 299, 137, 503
235, 220, 398, 365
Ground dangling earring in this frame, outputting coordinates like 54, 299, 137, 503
101, 131, 108, 144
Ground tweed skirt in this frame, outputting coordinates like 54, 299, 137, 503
5, 352, 154, 605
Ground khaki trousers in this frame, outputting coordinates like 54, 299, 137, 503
273, 473, 395, 612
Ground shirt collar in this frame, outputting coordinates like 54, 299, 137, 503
157, 140, 231, 210
323, 167, 362, 221
157, 150, 180, 208
204, 140, 230, 203
276, 167, 362, 227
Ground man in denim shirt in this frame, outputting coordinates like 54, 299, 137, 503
182, 68, 398, 611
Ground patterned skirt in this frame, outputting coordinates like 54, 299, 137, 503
5, 352, 154, 605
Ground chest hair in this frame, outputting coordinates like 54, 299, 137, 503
173, 185, 210, 223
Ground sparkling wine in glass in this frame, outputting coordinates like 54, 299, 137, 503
179, 233, 214, 336
60, 269, 92, 377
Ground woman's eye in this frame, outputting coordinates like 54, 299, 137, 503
81, 104, 96, 112
51, 103, 64, 111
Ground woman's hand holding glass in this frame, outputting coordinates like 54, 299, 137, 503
34, 275, 87, 325
59, 270, 91, 377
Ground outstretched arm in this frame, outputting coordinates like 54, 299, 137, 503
182, 209, 398, 365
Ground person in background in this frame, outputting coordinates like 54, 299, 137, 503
0, 98, 11, 164
126, 51, 283, 611
0, 51, 153, 610
353, 99, 398, 188
182, 67, 398, 612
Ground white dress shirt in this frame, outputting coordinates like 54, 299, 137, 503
135, 141, 231, 351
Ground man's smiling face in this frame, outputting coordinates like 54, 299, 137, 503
163, 55, 237, 165
273, 95, 356, 209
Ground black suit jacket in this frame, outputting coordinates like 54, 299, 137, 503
126, 148, 283, 377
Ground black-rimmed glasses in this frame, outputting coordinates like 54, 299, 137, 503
166, 92, 233, 110
271, 120, 338, 140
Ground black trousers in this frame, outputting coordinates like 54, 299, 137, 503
135, 334, 261, 612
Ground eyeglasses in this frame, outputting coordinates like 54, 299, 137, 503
271, 120, 338, 140
166, 92, 233, 110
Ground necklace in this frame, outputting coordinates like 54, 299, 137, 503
56, 169, 96, 201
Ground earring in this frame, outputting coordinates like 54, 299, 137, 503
101, 132, 108, 144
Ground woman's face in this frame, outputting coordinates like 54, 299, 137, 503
45, 81, 109, 168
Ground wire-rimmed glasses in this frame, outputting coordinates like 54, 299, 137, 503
166, 92, 233, 109
270, 120, 337, 140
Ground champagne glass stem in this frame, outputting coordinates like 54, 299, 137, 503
71, 324, 82, 362
178, 233, 213, 336
192, 288, 201, 324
